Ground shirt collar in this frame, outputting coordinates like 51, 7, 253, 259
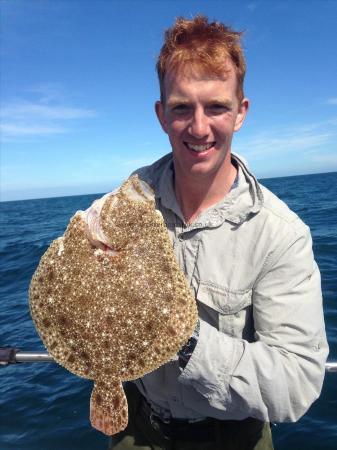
154, 153, 263, 228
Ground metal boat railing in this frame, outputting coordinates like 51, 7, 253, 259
1, 348, 337, 372
325, 361, 337, 372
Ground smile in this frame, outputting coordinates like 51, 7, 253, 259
185, 142, 215, 152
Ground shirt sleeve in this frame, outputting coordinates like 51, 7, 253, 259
178, 225, 329, 422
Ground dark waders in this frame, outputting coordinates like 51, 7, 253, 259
108, 383, 274, 450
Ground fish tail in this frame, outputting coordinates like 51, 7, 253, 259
90, 381, 128, 436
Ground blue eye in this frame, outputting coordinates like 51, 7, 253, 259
208, 104, 230, 113
172, 104, 190, 114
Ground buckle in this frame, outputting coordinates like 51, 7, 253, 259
149, 413, 160, 431
149, 413, 172, 439
187, 417, 207, 424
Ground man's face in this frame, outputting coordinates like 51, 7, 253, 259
155, 64, 248, 183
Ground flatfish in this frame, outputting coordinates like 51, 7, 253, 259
29, 175, 198, 435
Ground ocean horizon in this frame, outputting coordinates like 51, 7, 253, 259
2, 169, 337, 203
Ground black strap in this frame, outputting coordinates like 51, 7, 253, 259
0, 347, 19, 365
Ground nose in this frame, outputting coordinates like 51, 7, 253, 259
188, 108, 210, 139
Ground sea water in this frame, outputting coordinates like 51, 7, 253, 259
0, 172, 336, 450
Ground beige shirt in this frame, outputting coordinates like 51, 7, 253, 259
130, 152, 328, 423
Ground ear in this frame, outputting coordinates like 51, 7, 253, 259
234, 98, 249, 132
155, 101, 168, 134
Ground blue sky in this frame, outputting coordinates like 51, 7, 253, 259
1, 0, 337, 201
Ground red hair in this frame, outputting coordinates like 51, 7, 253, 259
157, 15, 246, 102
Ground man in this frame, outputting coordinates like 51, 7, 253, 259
108, 15, 328, 449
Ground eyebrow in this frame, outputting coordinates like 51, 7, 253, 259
166, 98, 190, 108
208, 98, 234, 108
166, 97, 234, 109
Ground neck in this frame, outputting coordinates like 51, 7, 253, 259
174, 159, 237, 225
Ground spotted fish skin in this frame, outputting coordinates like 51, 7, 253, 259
29, 175, 198, 436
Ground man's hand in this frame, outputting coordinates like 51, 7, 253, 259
83, 194, 116, 254
178, 319, 200, 368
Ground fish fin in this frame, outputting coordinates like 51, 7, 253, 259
90, 381, 128, 436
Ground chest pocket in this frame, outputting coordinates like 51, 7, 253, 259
196, 281, 254, 341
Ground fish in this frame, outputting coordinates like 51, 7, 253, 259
29, 175, 198, 436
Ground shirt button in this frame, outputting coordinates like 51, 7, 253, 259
172, 396, 178, 402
